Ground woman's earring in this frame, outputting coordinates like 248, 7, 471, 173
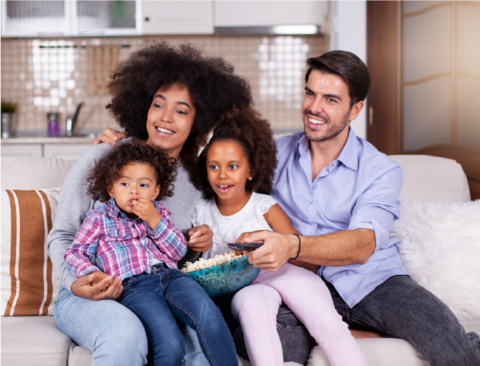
248, 177, 253, 181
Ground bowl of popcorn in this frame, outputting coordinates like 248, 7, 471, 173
181, 252, 261, 297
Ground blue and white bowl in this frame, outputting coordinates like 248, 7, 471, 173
185, 256, 261, 297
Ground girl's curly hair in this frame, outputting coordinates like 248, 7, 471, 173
86, 139, 177, 202
106, 41, 253, 174
191, 107, 277, 199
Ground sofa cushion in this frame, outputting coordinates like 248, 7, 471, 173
306, 321, 480, 366
1, 157, 75, 190
391, 198, 480, 321
389, 155, 470, 202
1, 188, 61, 316
1, 316, 72, 366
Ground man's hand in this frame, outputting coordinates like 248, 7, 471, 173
132, 198, 161, 229
186, 224, 213, 252
92, 127, 127, 146
70, 271, 123, 301
243, 231, 298, 271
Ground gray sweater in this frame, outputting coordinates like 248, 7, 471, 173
47, 142, 202, 291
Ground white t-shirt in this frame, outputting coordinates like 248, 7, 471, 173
192, 192, 278, 259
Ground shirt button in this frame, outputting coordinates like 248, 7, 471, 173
333, 279, 337, 282
309, 191, 312, 195
310, 230, 313, 233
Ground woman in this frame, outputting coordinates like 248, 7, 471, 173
47, 42, 252, 366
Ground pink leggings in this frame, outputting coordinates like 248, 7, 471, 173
231, 263, 368, 366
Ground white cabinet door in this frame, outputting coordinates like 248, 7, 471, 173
214, 1, 327, 27
72, 0, 142, 36
1, 0, 69, 37
1, 144, 43, 158
44, 144, 91, 160
142, 1, 213, 34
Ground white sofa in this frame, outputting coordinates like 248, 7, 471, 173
2, 154, 479, 366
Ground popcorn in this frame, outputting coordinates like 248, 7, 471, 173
181, 251, 242, 273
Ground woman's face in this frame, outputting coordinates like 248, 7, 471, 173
146, 83, 196, 160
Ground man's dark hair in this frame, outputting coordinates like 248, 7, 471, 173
86, 139, 177, 202
305, 50, 371, 107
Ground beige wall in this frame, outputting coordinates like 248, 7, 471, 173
1, 35, 328, 134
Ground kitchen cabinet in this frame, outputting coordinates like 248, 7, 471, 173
2, 138, 93, 160
214, 1, 327, 28
43, 144, 91, 160
1, 144, 43, 158
1, 0, 142, 37
142, 1, 212, 35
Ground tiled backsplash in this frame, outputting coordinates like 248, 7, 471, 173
1, 35, 328, 134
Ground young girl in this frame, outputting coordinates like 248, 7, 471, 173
64, 140, 238, 366
191, 108, 369, 366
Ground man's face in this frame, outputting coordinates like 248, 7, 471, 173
302, 70, 363, 144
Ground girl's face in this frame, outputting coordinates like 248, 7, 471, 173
146, 83, 196, 160
108, 163, 160, 217
206, 140, 252, 206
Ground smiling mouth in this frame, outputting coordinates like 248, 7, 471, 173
308, 117, 326, 125
156, 126, 175, 135
217, 184, 233, 193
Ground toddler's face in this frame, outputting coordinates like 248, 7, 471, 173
206, 140, 252, 204
108, 163, 160, 217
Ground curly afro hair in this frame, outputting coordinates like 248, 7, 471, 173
106, 41, 253, 174
191, 107, 277, 199
86, 139, 177, 202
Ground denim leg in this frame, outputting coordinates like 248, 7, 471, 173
328, 275, 480, 366
53, 286, 148, 366
163, 269, 239, 366
117, 274, 185, 366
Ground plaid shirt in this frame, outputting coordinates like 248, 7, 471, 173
65, 199, 187, 280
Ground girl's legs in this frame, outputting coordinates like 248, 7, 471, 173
257, 263, 368, 366
163, 268, 239, 366
231, 283, 284, 366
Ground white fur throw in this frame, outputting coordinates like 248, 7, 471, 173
390, 198, 480, 321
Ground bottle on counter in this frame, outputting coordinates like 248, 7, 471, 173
47, 112, 60, 136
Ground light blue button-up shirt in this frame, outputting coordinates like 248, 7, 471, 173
271, 129, 409, 307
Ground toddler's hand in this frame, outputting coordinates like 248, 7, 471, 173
132, 198, 161, 229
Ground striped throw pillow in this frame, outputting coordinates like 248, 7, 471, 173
1, 188, 61, 316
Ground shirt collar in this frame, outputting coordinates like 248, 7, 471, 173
336, 128, 359, 171
105, 198, 131, 220
296, 128, 359, 171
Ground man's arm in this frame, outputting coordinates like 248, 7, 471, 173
243, 228, 375, 272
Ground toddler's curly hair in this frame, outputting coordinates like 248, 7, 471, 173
86, 139, 177, 202
191, 107, 277, 199
106, 41, 252, 174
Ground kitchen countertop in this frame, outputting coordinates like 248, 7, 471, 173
1, 131, 99, 145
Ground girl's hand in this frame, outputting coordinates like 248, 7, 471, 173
187, 224, 213, 252
132, 198, 161, 229
92, 128, 127, 146
71, 271, 123, 300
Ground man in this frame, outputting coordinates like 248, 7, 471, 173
242, 50, 480, 365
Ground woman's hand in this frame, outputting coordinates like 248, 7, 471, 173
92, 128, 127, 146
70, 271, 123, 300
186, 224, 213, 252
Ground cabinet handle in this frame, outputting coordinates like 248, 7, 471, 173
145, 17, 150, 22
368, 106, 374, 126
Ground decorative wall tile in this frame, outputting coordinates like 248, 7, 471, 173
1, 35, 328, 134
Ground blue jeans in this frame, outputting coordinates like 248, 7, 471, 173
54, 285, 210, 366
117, 265, 238, 366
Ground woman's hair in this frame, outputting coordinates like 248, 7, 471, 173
86, 139, 177, 202
106, 41, 253, 173
191, 107, 277, 199
305, 50, 371, 107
